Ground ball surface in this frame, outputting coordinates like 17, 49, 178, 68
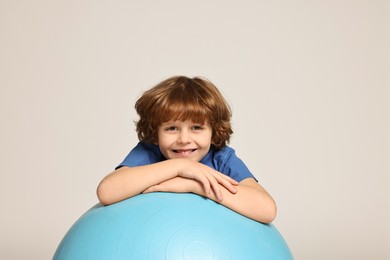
54, 192, 293, 259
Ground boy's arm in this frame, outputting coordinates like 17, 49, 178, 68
96, 158, 238, 205
218, 178, 276, 223
144, 177, 276, 224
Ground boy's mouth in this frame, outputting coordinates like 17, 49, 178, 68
172, 149, 198, 155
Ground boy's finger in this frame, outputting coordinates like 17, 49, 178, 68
208, 177, 223, 201
198, 177, 212, 196
220, 179, 237, 194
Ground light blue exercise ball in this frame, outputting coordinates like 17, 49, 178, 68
54, 192, 293, 259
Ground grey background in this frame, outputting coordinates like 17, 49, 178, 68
0, 1, 389, 259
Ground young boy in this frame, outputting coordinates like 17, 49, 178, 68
97, 76, 276, 223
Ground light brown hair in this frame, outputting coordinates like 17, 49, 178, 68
135, 76, 233, 149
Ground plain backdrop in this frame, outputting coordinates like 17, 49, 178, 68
0, 1, 389, 259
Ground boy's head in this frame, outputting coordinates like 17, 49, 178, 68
135, 76, 233, 150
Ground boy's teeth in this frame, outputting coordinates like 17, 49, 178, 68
175, 149, 194, 154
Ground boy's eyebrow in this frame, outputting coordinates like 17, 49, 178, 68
160, 121, 176, 125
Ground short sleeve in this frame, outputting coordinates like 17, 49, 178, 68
116, 142, 165, 169
202, 146, 257, 182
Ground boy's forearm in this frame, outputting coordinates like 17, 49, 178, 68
142, 176, 200, 194
150, 177, 276, 224
97, 160, 183, 205
195, 179, 276, 223
219, 183, 276, 223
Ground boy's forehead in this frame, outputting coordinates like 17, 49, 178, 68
160, 119, 209, 125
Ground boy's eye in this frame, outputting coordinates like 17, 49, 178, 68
166, 126, 178, 131
192, 125, 203, 130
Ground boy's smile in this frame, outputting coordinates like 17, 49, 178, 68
172, 149, 198, 156
157, 120, 212, 162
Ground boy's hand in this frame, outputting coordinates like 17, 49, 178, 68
175, 159, 238, 201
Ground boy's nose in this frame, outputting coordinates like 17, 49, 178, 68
177, 131, 191, 143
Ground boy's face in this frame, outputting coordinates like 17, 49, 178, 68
157, 120, 212, 162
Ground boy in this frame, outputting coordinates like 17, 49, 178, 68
97, 76, 276, 223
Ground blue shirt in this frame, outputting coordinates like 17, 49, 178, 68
117, 142, 256, 182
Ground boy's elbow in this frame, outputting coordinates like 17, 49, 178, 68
96, 181, 113, 206
262, 204, 277, 224
257, 199, 277, 224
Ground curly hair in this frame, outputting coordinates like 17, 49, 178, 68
134, 76, 233, 150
